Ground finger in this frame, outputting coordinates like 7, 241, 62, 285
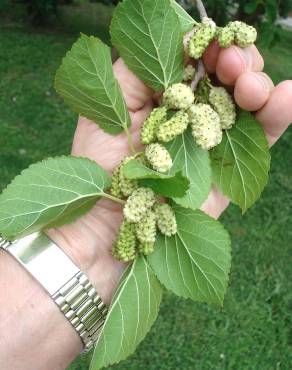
203, 41, 221, 73
215, 45, 264, 85
234, 72, 274, 111
255, 80, 292, 146
113, 58, 154, 112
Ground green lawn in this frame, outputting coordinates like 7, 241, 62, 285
0, 18, 291, 370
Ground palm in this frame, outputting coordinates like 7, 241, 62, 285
53, 47, 291, 302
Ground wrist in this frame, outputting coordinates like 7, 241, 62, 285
46, 199, 126, 305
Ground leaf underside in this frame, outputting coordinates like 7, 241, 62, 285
148, 206, 231, 306
90, 256, 163, 370
110, 0, 184, 91
211, 110, 271, 213
0, 156, 111, 240
122, 159, 190, 198
170, 0, 196, 33
165, 129, 212, 210
55, 34, 131, 135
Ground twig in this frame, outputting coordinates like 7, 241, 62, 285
191, 59, 206, 91
190, 0, 208, 91
195, 0, 208, 20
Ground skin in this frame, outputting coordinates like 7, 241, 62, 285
0, 43, 291, 370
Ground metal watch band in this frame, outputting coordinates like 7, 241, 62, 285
0, 233, 107, 352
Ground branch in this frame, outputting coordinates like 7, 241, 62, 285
195, 0, 208, 20
191, 60, 206, 91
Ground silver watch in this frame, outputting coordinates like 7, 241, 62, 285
0, 232, 107, 352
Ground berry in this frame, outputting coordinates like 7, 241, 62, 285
124, 187, 156, 223
138, 241, 155, 256
156, 111, 189, 143
183, 64, 196, 82
188, 103, 223, 150
154, 203, 177, 237
145, 143, 173, 173
113, 221, 137, 262
188, 17, 216, 59
119, 157, 139, 197
216, 26, 234, 48
162, 83, 194, 110
228, 21, 257, 48
135, 210, 157, 243
110, 165, 123, 198
209, 87, 236, 129
141, 107, 167, 145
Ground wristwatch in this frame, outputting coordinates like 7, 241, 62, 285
0, 232, 107, 352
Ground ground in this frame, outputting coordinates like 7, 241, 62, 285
0, 12, 291, 370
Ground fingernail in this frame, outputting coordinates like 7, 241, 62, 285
254, 72, 273, 92
233, 46, 252, 70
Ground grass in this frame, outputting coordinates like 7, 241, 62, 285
0, 15, 291, 370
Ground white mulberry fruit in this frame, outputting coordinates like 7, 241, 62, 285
188, 17, 216, 59
113, 221, 137, 262
110, 165, 123, 198
124, 187, 156, 223
145, 143, 172, 173
209, 87, 236, 129
162, 83, 194, 110
229, 21, 257, 48
135, 210, 157, 243
138, 241, 155, 256
156, 111, 189, 143
216, 26, 234, 48
154, 203, 177, 237
183, 64, 196, 82
141, 107, 167, 145
188, 103, 223, 150
119, 157, 139, 197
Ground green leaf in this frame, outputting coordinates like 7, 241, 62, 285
211, 110, 271, 213
170, 0, 196, 33
90, 256, 163, 370
148, 206, 231, 306
55, 34, 131, 135
110, 0, 184, 91
0, 156, 111, 240
165, 129, 212, 210
122, 159, 190, 198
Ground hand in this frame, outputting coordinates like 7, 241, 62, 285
48, 44, 292, 304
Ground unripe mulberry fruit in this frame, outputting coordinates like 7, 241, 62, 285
209, 87, 236, 129
188, 17, 216, 59
119, 157, 138, 197
141, 107, 167, 145
183, 65, 196, 82
145, 143, 172, 173
228, 21, 257, 48
162, 83, 194, 110
216, 26, 234, 48
124, 187, 156, 223
188, 103, 223, 150
154, 203, 177, 237
110, 165, 123, 198
135, 210, 157, 243
138, 241, 155, 256
113, 221, 137, 262
156, 111, 189, 143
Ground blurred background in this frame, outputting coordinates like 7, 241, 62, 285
0, 1, 291, 369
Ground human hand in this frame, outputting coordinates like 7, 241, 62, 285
48, 44, 292, 304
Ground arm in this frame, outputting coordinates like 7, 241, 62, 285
0, 45, 291, 370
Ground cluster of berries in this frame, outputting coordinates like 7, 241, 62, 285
110, 18, 257, 263
113, 187, 177, 262
141, 79, 236, 150
188, 17, 257, 59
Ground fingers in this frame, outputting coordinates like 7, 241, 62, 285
203, 43, 264, 85
255, 80, 292, 146
113, 59, 153, 112
234, 72, 274, 111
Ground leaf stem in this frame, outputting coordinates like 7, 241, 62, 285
103, 193, 126, 205
124, 125, 137, 154
191, 59, 206, 91
195, 0, 208, 19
